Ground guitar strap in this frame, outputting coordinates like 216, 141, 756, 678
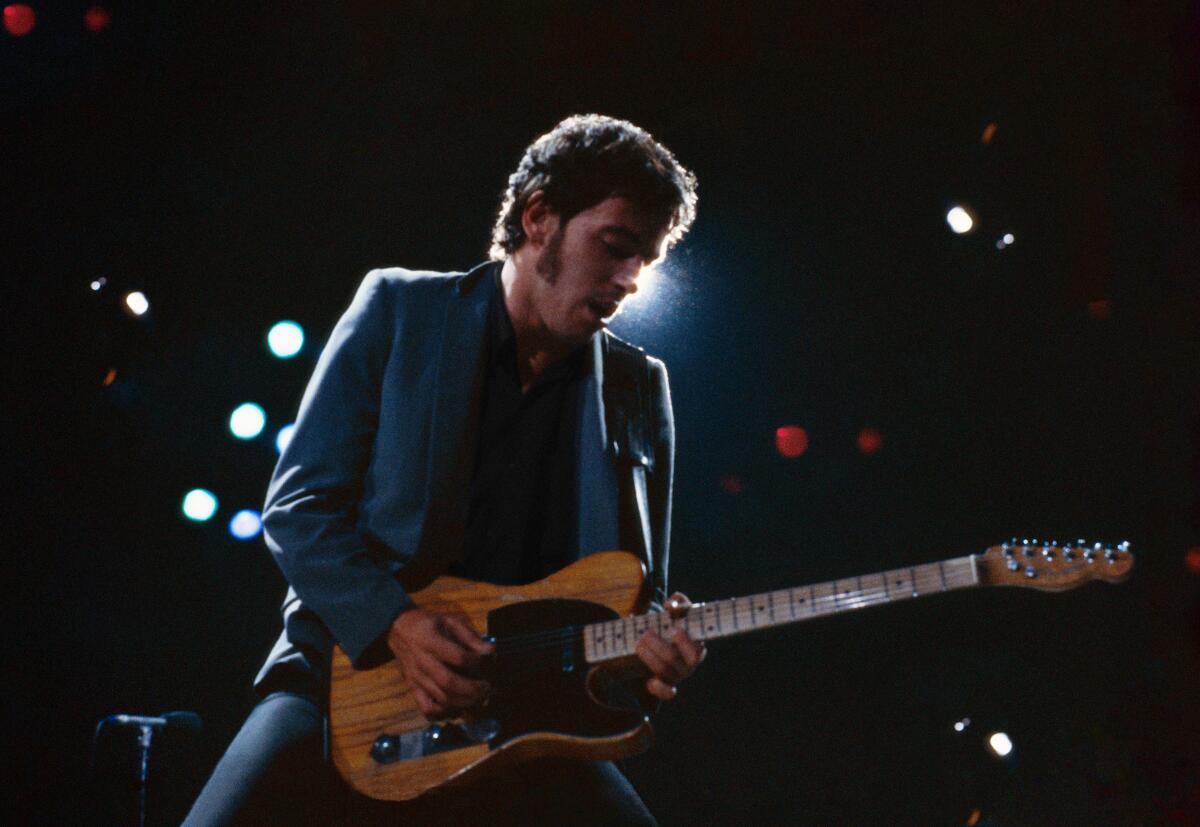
601, 333, 664, 607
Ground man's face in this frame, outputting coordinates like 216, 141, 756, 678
531, 195, 669, 346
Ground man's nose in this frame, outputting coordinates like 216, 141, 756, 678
613, 261, 642, 294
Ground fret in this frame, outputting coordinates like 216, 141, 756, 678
859, 573, 887, 607
834, 578, 859, 610
582, 555, 983, 664
809, 582, 835, 616
719, 598, 735, 634
751, 594, 770, 627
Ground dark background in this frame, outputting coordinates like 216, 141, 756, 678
7, 1, 1199, 824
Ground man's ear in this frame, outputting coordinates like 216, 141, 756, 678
521, 190, 558, 248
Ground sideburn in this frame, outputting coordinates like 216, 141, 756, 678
535, 227, 563, 286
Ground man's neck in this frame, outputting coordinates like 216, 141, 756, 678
499, 257, 580, 392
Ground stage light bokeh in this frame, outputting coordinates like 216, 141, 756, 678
775, 426, 809, 459
267, 321, 305, 358
84, 5, 110, 32
182, 489, 218, 522
275, 423, 296, 453
229, 509, 263, 540
857, 427, 883, 456
946, 206, 974, 234
3, 4, 35, 36
124, 291, 149, 317
229, 403, 267, 440
987, 731, 1014, 758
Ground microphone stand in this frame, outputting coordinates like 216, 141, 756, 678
135, 722, 154, 827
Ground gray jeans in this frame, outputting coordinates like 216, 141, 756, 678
184, 692, 657, 826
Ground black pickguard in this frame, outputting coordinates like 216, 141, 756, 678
481, 598, 645, 747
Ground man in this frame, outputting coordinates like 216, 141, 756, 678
186, 114, 703, 825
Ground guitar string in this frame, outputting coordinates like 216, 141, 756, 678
489, 574, 963, 657
486, 571, 969, 659
477, 580, 968, 699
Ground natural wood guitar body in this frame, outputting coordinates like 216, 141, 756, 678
329, 550, 653, 802
329, 537, 1134, 802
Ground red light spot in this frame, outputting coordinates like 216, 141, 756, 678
857, 427, 883, 456
3, 4, 36, 36
84, 6, 111, 32
1087, 299, 1113, 320
103, 368, 118, 387
775, 426, 809, 458
1186, 547, 1200, 575
720, 475, 744, 495
981, 123, 998, 145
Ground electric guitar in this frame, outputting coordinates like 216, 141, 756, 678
329, 539, 1133, 801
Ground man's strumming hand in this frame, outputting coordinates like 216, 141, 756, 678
386, 608, 494, 720
635, 592, 707, 702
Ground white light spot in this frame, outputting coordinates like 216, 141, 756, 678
124, 291, 149, 316
229, 509, 263, 540
229, 403, 267, 440
182, 488, 218, 522
954, 718, 971, 732
946, 206, 974, 234
90, 277, 107, 292
275, 423, 296, 453
1002, 233, 1014, 245
267, 321, 305, 359
987, 731, 1014, 757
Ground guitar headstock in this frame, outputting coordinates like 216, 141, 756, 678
975, 538, 1133, 591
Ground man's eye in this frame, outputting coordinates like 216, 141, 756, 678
603, 242, 632, 258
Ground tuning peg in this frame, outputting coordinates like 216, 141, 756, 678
1007, 559, 1020, 571
1104, 548, 1118, 562
1063, 548, 1077, 561
1076, 538, 1087, 547
1042, 547, 1056, 559
1117, 541, 1131, 552
1084, 548, 1096, 562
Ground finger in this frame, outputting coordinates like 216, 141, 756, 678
672, 628, 707, 669
409, 683, 444, 719
419, 651, 490, 707
637, 633, 686, 685
422, 624, 478, 670
408, 665, 449, 711
666, 592, 693, 618
644, 676, 678, 702
442, 616, 494, 655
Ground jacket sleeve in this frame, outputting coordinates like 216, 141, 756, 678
647, 356, 675, 607
261, 270, 413, 665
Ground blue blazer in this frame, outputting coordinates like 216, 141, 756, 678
255, 262, 674, 693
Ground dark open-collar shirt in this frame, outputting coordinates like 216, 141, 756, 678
451, 269, 588, 585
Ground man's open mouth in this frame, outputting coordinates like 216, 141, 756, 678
588, 299, 619, 319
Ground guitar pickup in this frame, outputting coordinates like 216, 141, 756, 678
370, 719, 501, 764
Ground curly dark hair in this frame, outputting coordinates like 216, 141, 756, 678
489, 114, 698, 260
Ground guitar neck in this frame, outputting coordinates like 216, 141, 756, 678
582, 555, 980, 664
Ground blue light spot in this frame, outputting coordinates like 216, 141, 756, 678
229, 509, 263, 540
267, 321, 304, 358
276, 423, 296, 454
230, 403, 266, 440
182, 489, 218, 522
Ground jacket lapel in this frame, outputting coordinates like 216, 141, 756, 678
425, 263, 496, 524
572, 333, 621, 559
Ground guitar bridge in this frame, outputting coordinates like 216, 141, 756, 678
369, 719, 500, 764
